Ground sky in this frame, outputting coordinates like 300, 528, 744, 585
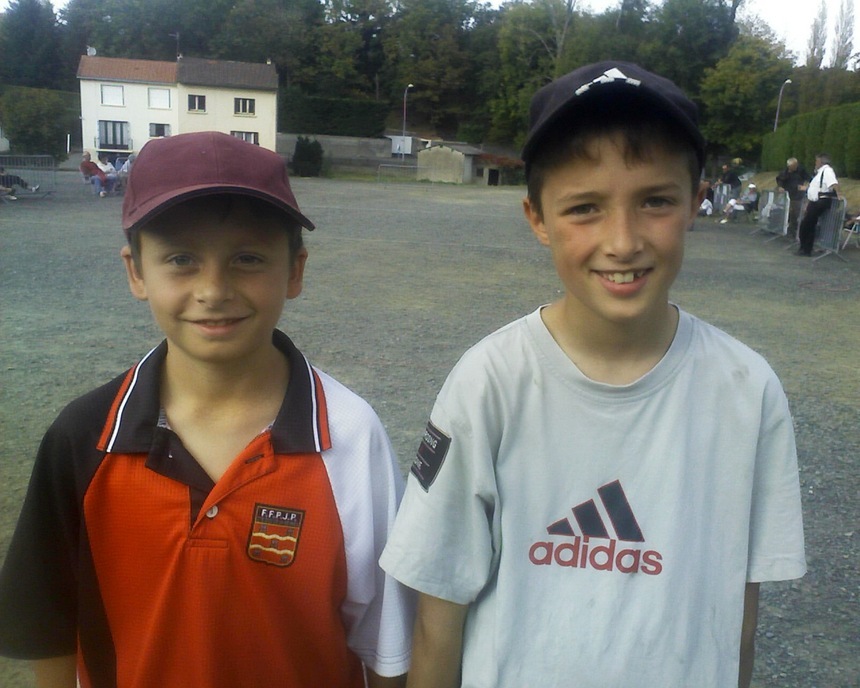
0, 0, 853, 67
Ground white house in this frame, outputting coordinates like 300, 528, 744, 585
77, 55, 279, 159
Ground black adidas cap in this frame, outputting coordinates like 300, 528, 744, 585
522, 61, 705, 174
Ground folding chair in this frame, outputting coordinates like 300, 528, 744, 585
842, 222, 860, 251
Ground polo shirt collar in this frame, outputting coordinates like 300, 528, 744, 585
100, 330, 330, 456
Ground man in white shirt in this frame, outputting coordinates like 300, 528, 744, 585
797, 153, 839, 256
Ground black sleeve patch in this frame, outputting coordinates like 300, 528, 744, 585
410, 421, 451, 492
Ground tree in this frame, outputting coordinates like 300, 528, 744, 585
382, 0, 474, 136
831, 0, 854, 69
640, 0, 739, 98
212, 0, 324, 90
0, 0, 63, 89
806, 0, 827, 68
321, 0, 392, 99
486, 1, 557, 144
0, 86, 72, 158
699, 34, 793, 160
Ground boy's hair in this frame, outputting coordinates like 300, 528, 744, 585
122, 131, 315, 239
521, 61, 705, 215
525, 103, 702, 217
127, 194, 305, 268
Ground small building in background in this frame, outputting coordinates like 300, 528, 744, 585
417, 142, 484, 184
77, 55, 278, 161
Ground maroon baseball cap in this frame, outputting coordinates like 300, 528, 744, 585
122, 131, 315, 235
521, 61, 705, 175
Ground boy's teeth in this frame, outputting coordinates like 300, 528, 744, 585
607, 272, 635, 283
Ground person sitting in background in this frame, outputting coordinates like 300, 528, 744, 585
80, 151, 114, 198
0, 167, 39, 193
117, 153, 136, 188
720, 183, 758, 223
97, 153, 120, 191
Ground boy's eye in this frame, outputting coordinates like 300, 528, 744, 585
565, 203, 598, 216
643, 196, 675, 208
235, 254, 264, 265
167, 254, 194, 267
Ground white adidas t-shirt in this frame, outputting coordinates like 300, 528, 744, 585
381, 307, 806, 687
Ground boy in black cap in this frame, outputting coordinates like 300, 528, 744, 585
0, 132, 413, 687
380, 62, 805, 687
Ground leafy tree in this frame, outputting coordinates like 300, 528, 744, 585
0, 0, 63, 89
213, 0, 324, 90
698, 34, 793, 160
0, 86, 72, 158
831, 0, 854, 69
382, 0, 473, 136
321, 0, 392, 99
806, 0, 827, 68
486, 2, 556, 144
639, 0, 739, 97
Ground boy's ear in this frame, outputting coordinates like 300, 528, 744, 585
286, 247, 308, 300
523, 197, 550, 246
120, 245, 148, 301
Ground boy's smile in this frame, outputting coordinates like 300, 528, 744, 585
121, 199, 306, 372
524, 133, 701, 337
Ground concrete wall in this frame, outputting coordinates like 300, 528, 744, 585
417, 146, 470, 183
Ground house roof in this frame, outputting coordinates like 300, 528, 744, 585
177, 57, 278, 91
76, 56, 278, 92
77, 56, 177, 84
424, 142, 484, 157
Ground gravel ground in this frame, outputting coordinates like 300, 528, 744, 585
0, 172, 857, 686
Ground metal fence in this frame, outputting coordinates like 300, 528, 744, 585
0, 155, 56, 198
712, 183, 732, 212
812, 198, 848, 262
377, 163, 418, 182
755, 189, 789, 240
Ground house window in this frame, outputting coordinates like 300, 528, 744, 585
149, 123, 171, 137
148, 88, 171, 109
100, 85, 124, 107
231, 131, 259, 145
188, 94, 206, 112
234, 98, 255, 115
98, 120, 130, 150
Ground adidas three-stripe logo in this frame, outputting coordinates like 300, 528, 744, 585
529, 480, 663, 575
547, 480, 644, 541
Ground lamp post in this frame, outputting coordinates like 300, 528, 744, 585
774, 79, 792, 132
401, 83, 414, 160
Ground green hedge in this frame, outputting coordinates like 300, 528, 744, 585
763, 102, 860, 177
280, 89, 388, 138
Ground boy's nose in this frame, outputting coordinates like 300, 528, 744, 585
604, 210, 643, 257
195, 265, 234, 304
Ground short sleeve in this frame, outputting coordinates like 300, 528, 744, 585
317, 373, 415, 677
380, 355, 502, 605
747, 377, 807, 582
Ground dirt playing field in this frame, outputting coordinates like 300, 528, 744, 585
0, 172, 857, 686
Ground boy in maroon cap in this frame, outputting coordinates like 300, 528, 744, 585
0, 132, 413, 688
380, 62, 805, 687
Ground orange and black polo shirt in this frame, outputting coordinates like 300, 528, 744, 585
0, 330, 411, 687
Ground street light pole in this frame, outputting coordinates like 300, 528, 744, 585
774, 79, 792, 132
401, 83, 414, 160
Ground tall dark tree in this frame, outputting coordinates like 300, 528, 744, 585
382, 0, 474, 136
213, 0, 324, 90
321, 0, 392, 98
0, 0, 63, 89
639, 0, 739, 97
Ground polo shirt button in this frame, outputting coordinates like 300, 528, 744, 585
206, 505, 219, 518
